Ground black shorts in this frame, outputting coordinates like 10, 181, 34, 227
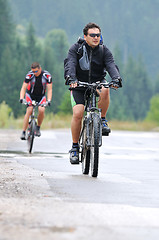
25, 93, 46, 106
70, 79, 107, 107
71, 89, 87, 107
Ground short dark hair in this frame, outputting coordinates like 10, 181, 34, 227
83, 22, 101, 36
31, 62, 41, 69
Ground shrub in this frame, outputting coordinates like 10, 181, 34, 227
146, 94, 159, 123
0, 101, 13, 128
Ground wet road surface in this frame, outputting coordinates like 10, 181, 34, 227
0, 129, 159, 239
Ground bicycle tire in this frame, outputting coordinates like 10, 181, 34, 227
90, 113, 100, 177
81, 120, 90, 175
27, 119, 36, 153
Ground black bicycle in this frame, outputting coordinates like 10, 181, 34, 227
23, 100, 48, 153
77, 81, 116, 177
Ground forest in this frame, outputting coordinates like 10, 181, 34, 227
0, 0, 159, 123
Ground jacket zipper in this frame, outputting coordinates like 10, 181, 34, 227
88, 48, 92, 83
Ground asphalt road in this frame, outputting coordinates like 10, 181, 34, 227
0, 129, 159, 240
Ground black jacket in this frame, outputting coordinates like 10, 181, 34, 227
64, 39, 121, 83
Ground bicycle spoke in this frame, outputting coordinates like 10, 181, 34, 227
80, 119, 90, 174
27, 120, 36, 153
90, 113, 100, 177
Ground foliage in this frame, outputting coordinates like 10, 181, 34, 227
0, 3, 69, 116
0, 0, 14, 60
146, 94, 159, 123
154, 75, 159, 95
122, 56, 153, 120
40, 112, 72, 129
9, 0, 159, 78
107, 54, 153, 121
0, 0, 158, 124
0, 101, 14, 128
58, 91, 72, 114
44, 29, 69, 113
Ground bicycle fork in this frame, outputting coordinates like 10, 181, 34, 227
86, 114, 91, 147
86, 111, 102, 147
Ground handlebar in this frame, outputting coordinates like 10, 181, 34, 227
69, 80, 118, 90
78, 81, 110, 88
22, 99, 49, 107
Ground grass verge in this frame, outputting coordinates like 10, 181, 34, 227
6, 113, 159, 132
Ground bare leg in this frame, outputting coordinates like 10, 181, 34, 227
71, 104, 85, 143
37, 106, 45, 126
98, 87, 110, 118
22, 106, 33, 131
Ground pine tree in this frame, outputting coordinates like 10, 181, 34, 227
0, 0, 13, 58
44, 29, 69, 113
123, 56, 153, 120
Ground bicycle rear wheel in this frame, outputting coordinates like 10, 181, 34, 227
90, 113, 100, 177
27, 119, 36, 153
81, 119, 90, 175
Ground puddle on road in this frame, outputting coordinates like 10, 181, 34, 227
31, 226, 75, 233
0, 150, 68, 159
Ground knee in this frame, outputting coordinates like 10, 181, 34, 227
73, 108, 83, 121
39, 108, 45, 115
26, 107, 33, 116
101, 88, 110, 99
73, 112, 83, 121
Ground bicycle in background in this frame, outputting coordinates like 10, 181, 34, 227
22, 100, 48, 153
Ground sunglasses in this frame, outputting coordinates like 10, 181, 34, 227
88, 33, 101, 38
32, 70, 39, 73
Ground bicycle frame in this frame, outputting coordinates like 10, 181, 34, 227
22, 100, 48, 153
85, 91, 102, 148
29, 100, 38, 124
79, 82, 108, 148
77, 81, 113, 177
69, 80, 117, 177
27, 101, 39, 153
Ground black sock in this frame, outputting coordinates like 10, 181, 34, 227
72, 143, 79, 148
101, 117, 105, 120
23, 131, 26, 134
37, 126, 40, 130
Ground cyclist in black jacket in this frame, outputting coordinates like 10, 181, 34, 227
64, 22, 122, 164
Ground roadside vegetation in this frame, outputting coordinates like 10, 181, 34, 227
0, 0, 159, 131
0, 101, 158, 131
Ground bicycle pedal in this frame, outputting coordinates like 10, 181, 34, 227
102, 132, 109, 136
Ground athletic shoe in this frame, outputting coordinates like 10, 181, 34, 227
69, 147, 79, 164
35, 127, 41, 137
102, 119, 111, 136
20, 131, 26, 140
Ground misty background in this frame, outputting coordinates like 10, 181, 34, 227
0, 0, 159, 125
10, 0, 159, 77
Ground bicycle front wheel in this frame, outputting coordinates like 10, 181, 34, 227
90, 113, 100, 177
27, 119, 36, 153
80, 119, 90, 175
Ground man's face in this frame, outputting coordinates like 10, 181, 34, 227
84, 28, 101, 48
31, 67, 41, 77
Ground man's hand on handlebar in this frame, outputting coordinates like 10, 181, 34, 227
47, 100, 51, 106
69, 79, 79, 88
19, 98, 28, 105
19, 98, 24, 104
40, 100, 51, 107
110, 78, 122, 89
65, 75, 79, 88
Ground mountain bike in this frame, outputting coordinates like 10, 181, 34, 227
77, 81, 116, 177
22, 100, 48, 153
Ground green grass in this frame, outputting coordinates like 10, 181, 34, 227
110, 120, 159, 132
1, 113, 159, 131
11, 113, 72, 130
